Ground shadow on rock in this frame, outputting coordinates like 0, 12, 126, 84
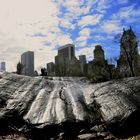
108, 110, 140, 138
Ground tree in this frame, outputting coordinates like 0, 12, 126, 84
88, 61, 109, 83
16, 61, 23, 74
34, 70, 38, 76
41, 68, 47, 76
106, 57, 122, 79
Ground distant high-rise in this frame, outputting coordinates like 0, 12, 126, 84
0, 62, 6, 72
55, 44, 80, 76
58, 44, 75, 61
120, 27, 138, 57
79, 55, 86, 64
21, 51, 34, 76
47, 62, 55, 76
79, 55, 86, 74
94, 45, 105, 62
87, 45, 108, 80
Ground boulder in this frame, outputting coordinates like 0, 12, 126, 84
0, 73, 95, 128
0, 73, 140, 138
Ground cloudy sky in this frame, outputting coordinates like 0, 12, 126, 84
0, 0, 140, 72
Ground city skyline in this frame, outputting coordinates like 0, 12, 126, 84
0, 0, 140, 72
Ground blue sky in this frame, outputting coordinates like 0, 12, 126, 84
56, 0, 140, 60
0, 0, 140, 71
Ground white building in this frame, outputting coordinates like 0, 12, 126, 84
21, 51, 34, 76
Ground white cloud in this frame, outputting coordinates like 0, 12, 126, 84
58, 0, 97, 18
56, 0, 99, 29
63, 0, 84, 8
76, 44, 99, 61
112, 5, 134, 19
78, 14, 103, 27
75, 28, 91, 47
59, 19, 76, 30
112, 5, 140, 23
117, 0, 128, 5
100, 20, 123, 33
93, 35, 113, 41
0, 0, 59, 25
76, 47, 93, 61
79, 28, 91, 36
0, 0, 139, 72
0, 0, 73, 72
96, 0, 113, 13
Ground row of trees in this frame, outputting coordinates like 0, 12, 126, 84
16, 62, 47, 76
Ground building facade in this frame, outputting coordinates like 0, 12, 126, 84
58, 44, 75, 61
79, 55, 86, 75
55, 44, 81, 76
87, 45, 109, 82
94, 45, 105, 63
47, 62, 55, 76
0, 62, 6, 72
21, 51, 34, 76
117, 27, 140, 77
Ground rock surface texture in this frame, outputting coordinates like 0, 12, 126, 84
0, 73, 140, 140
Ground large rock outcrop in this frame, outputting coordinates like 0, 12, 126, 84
0, 73, 140, 139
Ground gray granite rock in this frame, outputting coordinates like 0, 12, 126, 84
0, 73, 95, 128
0, 73, 140, 137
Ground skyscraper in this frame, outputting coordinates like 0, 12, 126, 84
79, 55, 86, 64
120, 27, 138, 57
0, 62, 6, 72
94, 45, 105, 62
79, 55, 86, 74
58, 44, 75, 61
47, 62, 55, 76
21, 51, 34, 76
87, 45, 108, 80
55, 44, 79, 76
